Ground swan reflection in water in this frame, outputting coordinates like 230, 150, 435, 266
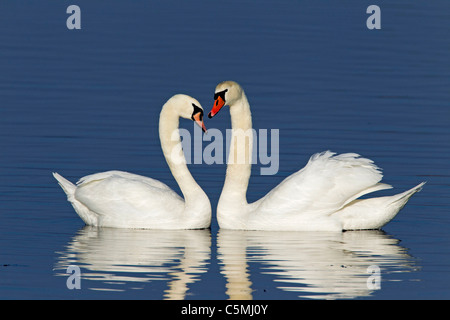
55, 227, 419, 299
217, 230, 419, 300
55, 227, 211, 299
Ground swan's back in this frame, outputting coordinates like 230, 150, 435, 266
77, 170, 175, 192
252, 152, 391, 222
74, 171, 184, 227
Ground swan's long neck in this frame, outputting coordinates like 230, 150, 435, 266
159, 104, 207, 213
220, 92, 253, 208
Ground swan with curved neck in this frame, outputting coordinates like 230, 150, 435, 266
53, 94, 211, 229
208, 81, 424, 231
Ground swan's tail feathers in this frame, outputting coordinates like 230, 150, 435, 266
52, 172, 98, 226
339, 182, 426, 230
389, 181, 426, 209
53, 172, 76, 201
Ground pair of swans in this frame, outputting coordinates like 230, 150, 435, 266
54, 81, 424, 231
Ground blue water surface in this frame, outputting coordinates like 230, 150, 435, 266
0, 1, 449, 299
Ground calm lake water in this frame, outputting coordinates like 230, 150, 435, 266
0, 1, 449, 300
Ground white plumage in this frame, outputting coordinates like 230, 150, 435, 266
53, 94, 211, 229
210, 81, 424, 231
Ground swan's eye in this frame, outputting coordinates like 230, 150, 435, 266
214, 89, 228, 101
191, 103, 203, 120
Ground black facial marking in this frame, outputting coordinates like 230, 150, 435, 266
213, 89, 228, 101
191, 103, 203, 121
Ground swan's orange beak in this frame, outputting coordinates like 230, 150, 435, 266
192, 112, 207, 133
208, 96, 225, 119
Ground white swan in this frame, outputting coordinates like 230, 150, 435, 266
208, 81, 425, 231
53, 94, 211, 229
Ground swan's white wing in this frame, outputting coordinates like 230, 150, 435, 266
77, 170, 174, 192
253, 151, 391, 217
74, 171, 184, 227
